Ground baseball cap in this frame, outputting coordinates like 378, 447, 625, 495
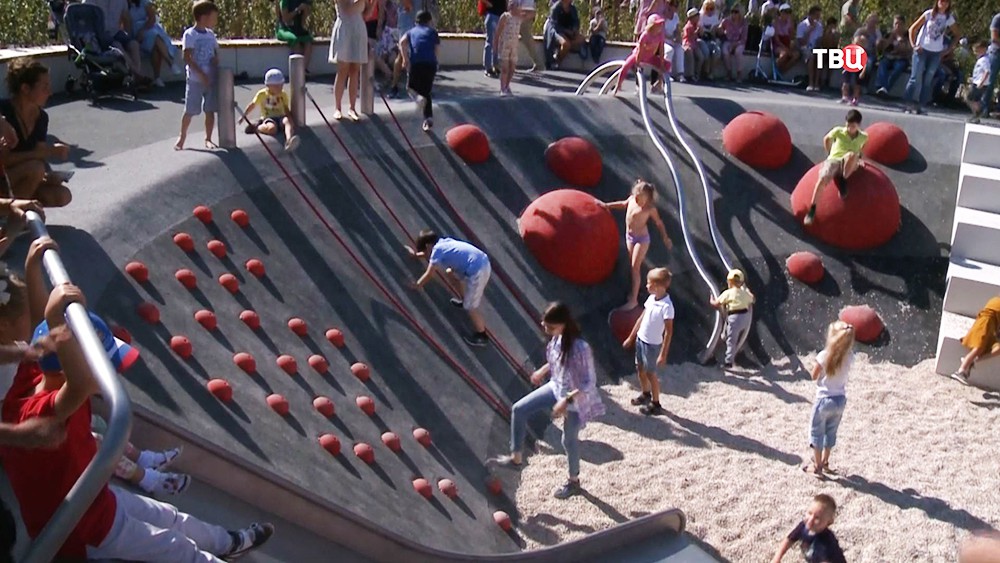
727, 268, 745, 282
687, 8, 698, 17
33, 311, 139, 373
779, 3, 792, 11
264, 68, 285, 86
647, 13, 665, 26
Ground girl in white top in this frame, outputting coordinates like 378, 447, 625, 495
806, 320, 854, 478
902, 0, 959, 114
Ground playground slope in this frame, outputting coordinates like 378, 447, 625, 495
37, 79, 963, 559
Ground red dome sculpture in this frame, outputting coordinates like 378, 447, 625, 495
722, 111, 792, 169
313, 396, 335, 417
862, 122, 909, 165
839, 305, 884, 343
446, 124, 490, 164
786, 251, 825, 284
519, 189, 619, 285
790, 163, 900, 250
438, 479, 457, 498
319, 434, 341, 455
545, 137, 602, 188
609, 306, 643, 345
207, 379, 233, 402
125, 261, 149, 283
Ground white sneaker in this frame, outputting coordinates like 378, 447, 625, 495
422, 118, 433, 132
141, 469, 191, 495
153, 78, 165, 88
223, 523, 274, 560
138, 446, 182, 471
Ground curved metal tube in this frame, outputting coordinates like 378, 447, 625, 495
574, 60, 625, 95
599, 69, 623, 96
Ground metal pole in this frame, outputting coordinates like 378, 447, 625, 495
360, 60, 375, 116
289, 54, 306, 126
217, 67, 236, 149
22, 211, 132, 563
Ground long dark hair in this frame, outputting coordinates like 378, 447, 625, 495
930, 0, 951, 17
543, 302, 582, 366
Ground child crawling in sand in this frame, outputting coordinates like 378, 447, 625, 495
603, 179, 673, 310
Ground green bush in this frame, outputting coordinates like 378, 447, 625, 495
1, 0, 995, 48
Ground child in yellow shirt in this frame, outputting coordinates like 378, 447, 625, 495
710, 268, 754, 369
239, 68, 300, 152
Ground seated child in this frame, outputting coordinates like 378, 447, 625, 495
240, 68, 300, 152
622, 267, 674, 416
966, 40, 992, 124
772, 494, 847, 563
613, 14, 672, 95
683, 9, 705, 82
709, 268, 754, 369
92, 417, 190, 496
950, 295, 1000, 384
804, 109, 867, 226
588, 6, 608, 63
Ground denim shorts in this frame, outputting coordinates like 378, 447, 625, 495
635, 338, 662, 374
184, 77, 218, 116
810, 395, 846, 450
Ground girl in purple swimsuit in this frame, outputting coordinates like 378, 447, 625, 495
603, 179, 673, 310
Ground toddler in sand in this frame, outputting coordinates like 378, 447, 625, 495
772, 494, 847, 563
622, 267, 674, 416
603, 179, 673, 310
709, 268, 754, 369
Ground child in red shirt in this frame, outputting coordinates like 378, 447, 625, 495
614, 14, 672, 95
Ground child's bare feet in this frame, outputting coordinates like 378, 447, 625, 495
174, 136, 185, 150
205, 139, 218, 149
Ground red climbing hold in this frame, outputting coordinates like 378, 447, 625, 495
313, 396, 335, 417
233, 352, 257, 373
136, 302, 160, 324
350, 362, 370, 382
110, 325, 132, 344
545, 137, 603, 188
218, 274, 239, 294
207, 379, 233, 402
326, 329, 345, 348
862, 122, 910, 165
207, 240, 227, 258
354, 443, 375, 464
486, 477, 502, 496
277, 355, 298, 375
194, 310, 217, 331
609, 306, 644, 347
266, 394, 290, 416
438, 479, 457, 498
446, 124, 491, 164
231, 209, 250, 227
838, 305, 885, 343
413, 427, 432, 447
786, 252, 826, 284
245, 259, 265, 278
493, 511, 512, 531
381, 432, 401, 452
239, 310, 261, 330
288, 318, 308, 336
175, 269, 197, 289
173, 233, 195, 252
356, 396, 375, 416
722, 111, 793, 169
170, 336, 193, 359
193, 205, 213, 223
412, 478, 433, 499
308, 355, 329, 373
125, 262, 149, 283
319, 433, 341, 455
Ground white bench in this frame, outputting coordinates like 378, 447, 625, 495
943, 256, 1000, 318
957, 162, 1000, 215
951, 206, 1000, 266
935, 310, 1000, 390
962, 123, 1000, 168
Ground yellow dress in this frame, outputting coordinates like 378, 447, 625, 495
962, 296, 1000, 352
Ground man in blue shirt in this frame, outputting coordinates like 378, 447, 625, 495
400, 11, 440, 131
407, 229, 492, 347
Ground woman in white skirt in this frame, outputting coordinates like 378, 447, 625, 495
330, 0, 372, 121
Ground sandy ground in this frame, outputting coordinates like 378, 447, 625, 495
511, 354, 1000, 562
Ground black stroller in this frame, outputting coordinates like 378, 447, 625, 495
60, 2, 137, 101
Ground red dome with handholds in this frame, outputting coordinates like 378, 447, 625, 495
838, 305, 884, 343
207, 240, 227, 258
413, 427, 432, 447
354, 443, 375, 464
786, 251, 825, 284
136, 302, 160, 324
609, 306, 644, 345
173, 233, 195, 252
125, 261, 149, 283
545, 137, 602, 188
319, 434, 340, 455
381, 432, 401, 452
519, 189, 619, 285
326, 328, 345, 348
438, 479, 457, 498
245, 259, 266, 278
446, 124, 490, 164
288, 318, 308, 336
493, 511, 512, 531
276, 355, 297, 375
233, 352, 256, 373
351, 362, 370, 382
790, 163, 900, 250
231, 209, 250, 227
207, 379, 232, 402
266, 394, 289, 416
194, 310, 217, 331
412, 478, 433, 499
170, 336, 193, 359
308, 355, 328, 373
239, 310, 261, 330
175, 269, 197, 289
313, 396, 335, 417
862, 122, 909, 165
193, 205, 213, 223
356, 396, 375, 416
723, 111, 792, 169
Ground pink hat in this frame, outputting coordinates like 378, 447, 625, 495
647, 13, 665, 26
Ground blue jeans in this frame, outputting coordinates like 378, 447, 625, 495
809, 395, 846, 450
986, 48, 1000, 113
484, 13, 500, 71
903, 49, 942, 109
875, 57, 907, 92
510, 382, 582, 478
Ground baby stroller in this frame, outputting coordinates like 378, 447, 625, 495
61, 2, 137, 101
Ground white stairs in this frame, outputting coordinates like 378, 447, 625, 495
935, 124, 1000, 390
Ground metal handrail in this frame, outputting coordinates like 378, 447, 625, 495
573, 60, 624, 95
22, 210, 133, 563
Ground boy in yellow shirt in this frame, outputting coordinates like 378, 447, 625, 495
239, 68, 300, 152
804, 109, 867, 226
710, 268, 754, 369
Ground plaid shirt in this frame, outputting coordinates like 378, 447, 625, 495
547, 336, 605, 426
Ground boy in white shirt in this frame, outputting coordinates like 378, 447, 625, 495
967, 40, 992, 123
175, 1, 219, 150
797, 6, 824, 91
623, 267, 674, 416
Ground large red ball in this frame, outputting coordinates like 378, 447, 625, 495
790, 163, 901, 250
446, 124, 490, 164
839, 305, 884, 343
723, 111, 792, 169
544, 137, 603, 188
519, 189, 619, 285
609, 306, 644, 345
862, 122, 910, 165
786, 251, 825, 284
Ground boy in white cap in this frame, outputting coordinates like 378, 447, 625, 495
710, 268, 754, 369
239, 68, 300, 152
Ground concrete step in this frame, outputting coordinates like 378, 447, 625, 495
958, 162, 1000, 215
935, 311, 1000, 391
943, 256, 1000, 318
950, 206, 1000, 265
962, 123, 1000, 168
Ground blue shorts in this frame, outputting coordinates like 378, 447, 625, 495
185, 77, 218, 116
635, 338, 662, 374
810, 395, 846, 450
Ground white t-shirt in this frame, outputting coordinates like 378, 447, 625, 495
973, 55, 991, 86
663, 13, 680, 39
182, 26, 219, 83
796, 17, 823, 48
760, 0, 778, 18
700, 11, 720, 32
815, 349, 852, 399
915, 9, 956, 53
637, 293, 675, 345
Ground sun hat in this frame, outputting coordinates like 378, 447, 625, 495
264, 68, 285, 86
727, 268, 745, 282
779, 3, 792, 11
687, 8, 699, 17
33, 311, 139, 373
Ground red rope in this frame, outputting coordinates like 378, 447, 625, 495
305, 92, 532, 382
234, 104, 511, 420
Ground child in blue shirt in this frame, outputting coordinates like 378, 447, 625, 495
175, 1, 219, 150
399, 11, 440, 132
